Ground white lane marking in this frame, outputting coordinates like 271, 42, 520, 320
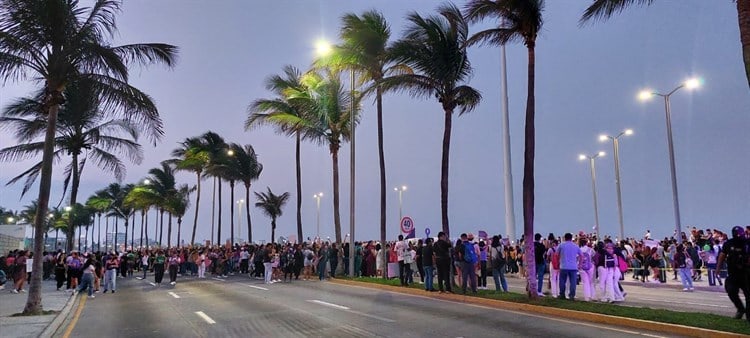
148, 282, 156, 286
195, 311, 216, 324
168, 292, 181, 299
306, 300, 395, 322
308, 299, 350, 310
212, 277, 226, 282
635, 297, 730, 308
248, 285, 269, 291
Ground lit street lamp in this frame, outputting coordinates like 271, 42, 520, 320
313, 193, 324, 240
393, 185, 407, 224
579, 151, 606, 239
638, 77, 701, 243
599, 129, 633, 241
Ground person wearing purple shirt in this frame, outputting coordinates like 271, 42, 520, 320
557, 233, 581, 300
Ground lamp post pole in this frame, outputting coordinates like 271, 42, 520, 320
639, 78, 700, 244
579, 152, 605, 239
394, 186, 407, 225
600, 129, 633, 241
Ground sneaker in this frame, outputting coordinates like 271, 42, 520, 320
11, 289, 19, 294
682, 288, 689, 291
112, 290, 116, 293
19, 289, 26, 293
170, 282, 176, 285
88, 295, 95, 299
734, 311, 744, 319
103, 290, 108, 293
688, 287, 694, 291
537, 292, 545, 297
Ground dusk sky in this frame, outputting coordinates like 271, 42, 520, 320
1, 0, 748, 245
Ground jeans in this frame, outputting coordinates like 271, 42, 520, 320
559, 269, 577, 299
678, 268, 693, 289
707, 263, 717, 286
318, 259, 328, 280
142, 264, 148, 279
169, 265, 178, 283
536, 261, 546, 293
78, 273, 94, 297
461, 261, 477, 293
479, 261, 488, 287
104, 269, 117, 291
399, 261, 408, 285
436, 259, 452, 292
330, 257, 338, 277
264, 262, 273, 283
492, 267, 508, 292
424, 266, 435, 290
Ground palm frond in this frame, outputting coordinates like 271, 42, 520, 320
580, 0, 653, 25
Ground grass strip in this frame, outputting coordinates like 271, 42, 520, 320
343, 276, 750, 335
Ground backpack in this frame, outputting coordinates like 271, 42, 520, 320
618, 254, 628, 273
463, 242, 477, 264
492, 245, 506, 270
551, 248, 560, 270
285, 252, 295, 268
306, 251, 314, 261
70, 257, 81, 270
579, 250, 592, 271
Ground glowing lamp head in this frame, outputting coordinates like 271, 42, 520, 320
227, 150, 234, 156
143, 179, 151, 185
599, 134, 609, 142
65, 206, 72, 211
684, 77, 701, 90
7, 217, 14, 223
578, 154, 587, 161
638, 90, 654, 101
624, 129, 634, 136
598, 151, 606, 157
315, 39, 333, 57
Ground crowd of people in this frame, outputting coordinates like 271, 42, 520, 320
2, 225, 748, 321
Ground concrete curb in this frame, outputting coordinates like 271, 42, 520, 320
39, 292, 77, 338
330, 279, 746, 338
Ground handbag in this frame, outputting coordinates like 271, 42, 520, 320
618, 255, 628, 273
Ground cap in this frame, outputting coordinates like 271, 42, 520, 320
467, 233, 475, 240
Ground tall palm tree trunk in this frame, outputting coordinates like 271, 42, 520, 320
83, 226, 88, 251
331, 145, 342, 244
104, 216, 109, 251
140, 210, 145, 248
376, 89, 388, 278
271, 219, 276, 244
66, 153, 81, 252
230, 180, 235, 245
24, 101, 60, 314
97, 215, 101, 251
152, 209, 157, 247
191, 171, 201, 245
440, 108, 453, 237
217, 179, 223, 246
739, 0, 750, 88
159, 209, 164, 246
113, 217, 118, 251
295, 132, 303, 243
177, 217, 182, 248
55, 228, 59, 250
167, 212, 173, 248
245, 184, 253, 243
522, 44, 538, 298
130, 214, 135, 249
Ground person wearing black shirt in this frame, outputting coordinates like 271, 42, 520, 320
716, 226, 750, 321
422, 238, 436, 292
433, 232, 452, 293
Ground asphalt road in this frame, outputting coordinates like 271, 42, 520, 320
60, 274, 688, 338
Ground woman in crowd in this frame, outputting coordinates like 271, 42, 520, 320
104, 253, 118, 293
11, 250, 28, 293
153, 250, 166, 287
76, 254, 96, 298
54, 252, 67, 291
673, 244, 694, 291
490, 235, 508, 292
168, 250, 181, 285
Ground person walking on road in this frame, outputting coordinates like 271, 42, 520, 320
76, 254, 96, 298
716, 226, 750, 321
139, 251, 150, 280
103, 254, 118, 293
153, 250, 166, 287
168, 250, 181, 286
557, 233, 581, 300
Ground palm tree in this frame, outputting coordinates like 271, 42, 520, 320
254, 187, 290, 244
144, 162, 177, 246
102, 183, 133, 251
86, 190, 111, 251
0, 0, 177, 314
165, 184, 193, 248
227, 143, 263, 243
324, 10, 409, 270
464, 0, 544, 298
171, 137, 209, 245
247, 65, 309, 243
125, 183, 159, 248
290, 69, 361, 244
382, 3, 482, 237
200, 132, 229, 245
580, 0, 750, 90
0, 79, 147, 252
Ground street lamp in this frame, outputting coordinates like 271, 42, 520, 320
394, 186, 407, 224
313, 193, 323, 240
579, 151, 606, 239
599, 129, 633, 241
237, 199, 244, 243
143, 179, 150, 185
638, 77, 701, 244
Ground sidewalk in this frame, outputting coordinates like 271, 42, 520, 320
0, 280, 73, 338
618, 270, 725, 293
